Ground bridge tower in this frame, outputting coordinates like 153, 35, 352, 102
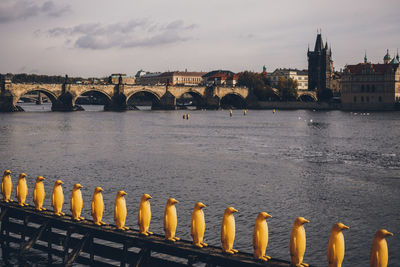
307, 31, 333, 100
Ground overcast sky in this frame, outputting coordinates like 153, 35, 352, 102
0, 0, 399, 77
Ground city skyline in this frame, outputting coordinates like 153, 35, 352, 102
0, 0, 399, 77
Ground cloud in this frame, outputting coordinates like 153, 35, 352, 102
46, 19, 196, 50
0, 0, 70, 23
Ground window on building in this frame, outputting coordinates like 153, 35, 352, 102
366, 85, 370, 92
361, 96, 364, 102
353, 96, 357, 103
372, 85, 375, 92
361, 85, 364, 92
366, 96, 369, 102
379, 96, 382, 102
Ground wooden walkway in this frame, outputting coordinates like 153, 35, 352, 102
0, 201, 294, 267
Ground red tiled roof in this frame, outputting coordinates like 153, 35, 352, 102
346, 63, 399, 75
206, 73, 231, 80
160, 71, 206, 77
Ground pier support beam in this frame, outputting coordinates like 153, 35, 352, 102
64, 232, 90, 267
20, 221, 49, 255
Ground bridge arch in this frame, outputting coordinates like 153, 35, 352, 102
220, 93, 246, 109
126, 90, 162, 109
72, 89, 113, 106
176, 90, 204, 109
297, 92, 317, 102
14, 88, 58, 105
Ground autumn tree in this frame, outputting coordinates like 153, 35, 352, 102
277, 77, 298, 101
237, 71, 277, 101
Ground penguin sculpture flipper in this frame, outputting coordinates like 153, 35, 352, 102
375, 251, 380, 266
190, 216, 195, 239
51, 191, 55, 209
114, 204, 118, 222
91, 200, 95, 217
164, 213, 168, 233
138, 208, 142, 227
328, 243, 335, 265
253, 228, 259, 250
70, 193, 74, 212
290, 235, 296, 257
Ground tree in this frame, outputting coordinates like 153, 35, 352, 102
237, 71, 277, 101
277, 77, 298, 101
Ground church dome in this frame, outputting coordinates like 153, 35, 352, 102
389, 57, 399, 64
384, 49, 391, 61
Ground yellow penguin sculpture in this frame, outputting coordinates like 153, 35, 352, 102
327, 222, 349, 267
51, 180, 65, 216
253, 211, 272, 261
16, 173, 28, 206
1, 169, 13, 202
164, 198, 180, 241
221, 206, 238, 254
191, 202, 207, 247
370, 229, 394, 267
71, 183, 84, 221
138, 193, 153, 236
114, 191, 129, 230
290, 217, 310, 267
91, 187, 106, 226
33, 176, 46, 211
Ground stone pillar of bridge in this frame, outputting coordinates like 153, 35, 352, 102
0, 75, 23, 112
204, 85, 220, 109
52, 76, 83, 111
104, 75, 129, 111
155, 90, 176, 110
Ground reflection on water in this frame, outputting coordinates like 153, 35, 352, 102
0, 108, 399, 266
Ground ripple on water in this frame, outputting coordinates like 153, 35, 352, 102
0, 109, 399, 266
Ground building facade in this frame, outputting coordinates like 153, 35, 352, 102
110, 73, 135, 85
266, 68, 308, 91
341, 52, 400, 110
307, 33, 333, 94
202, 70, 237, 86
134, 71, 205, 86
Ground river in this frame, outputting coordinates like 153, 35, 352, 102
0, 103, 399, 266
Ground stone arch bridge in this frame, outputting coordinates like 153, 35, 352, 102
0, 80, 254, 111
0, 80, 318, 111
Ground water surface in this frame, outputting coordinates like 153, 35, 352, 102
0, 104, 399, 266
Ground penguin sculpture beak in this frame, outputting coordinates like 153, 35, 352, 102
147, 195, 152, 199
99, 187, 104, 192
5, 170, 11, 175
387, 231, 394, 236
173, 199, 179, 204
232, 208, 238, 213
304, 219, 310, 223
200, 203, 206, 208
342, 225, 350, 230
77, 184, 83, 189
265, 213, 272, 218
121, 191, 127, 196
